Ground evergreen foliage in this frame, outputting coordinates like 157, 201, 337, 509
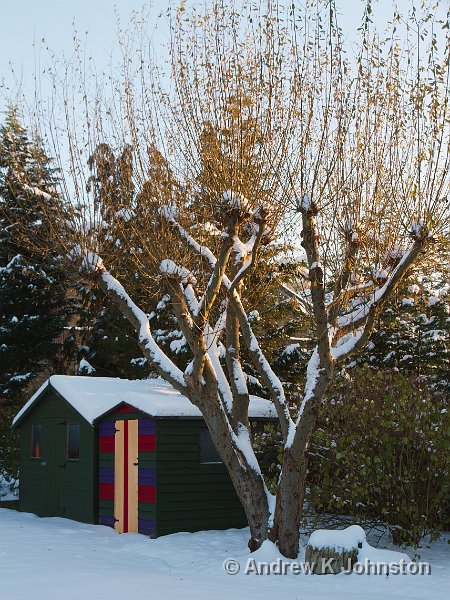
347, 272, 449, 395
73, 143, 191, 379
0, 107, 69, 473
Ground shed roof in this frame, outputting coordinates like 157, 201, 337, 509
12, 375, 276, 426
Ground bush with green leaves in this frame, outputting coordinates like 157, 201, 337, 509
307, 368, 449, 545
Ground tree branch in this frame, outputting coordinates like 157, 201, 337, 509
195, 209, 239, 329
229, 210, 267, 295
300, 201, 333, 369
328, 229, 361, 326
279, 283, 312, 316
160, 207, 293, 438
92, 261, 188, 395
226, 287, 294, 441
332, 234, 429, 362
225, 290, 250, 429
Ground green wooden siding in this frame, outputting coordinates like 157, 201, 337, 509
18, 387, 96, 524
17, 391, 262, 537
156, 419, 247, 536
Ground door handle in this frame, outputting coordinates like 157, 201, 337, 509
57, 464, 66, 469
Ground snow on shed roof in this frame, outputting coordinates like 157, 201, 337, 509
12, 375, 276, 426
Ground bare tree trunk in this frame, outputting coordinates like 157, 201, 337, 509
210, 428, 270, 550
192, 388, 271, 551
227, 461, 271, 551
269, 448, 307, 558
270, 371, 330, 557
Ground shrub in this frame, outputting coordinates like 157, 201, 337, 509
307, 368, 449, 545
0, 402, 20, 486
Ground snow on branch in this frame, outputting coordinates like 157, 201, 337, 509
160, 259, 197, 286
330, 329, 364, 360
279, 283, 311, 315
341, 215, 359, 242
159, 203, 295, 440
286, 347, 320, 449
160, 203, 179, 223
75, 248, 188, 393
183, 283, 200, 316
230, 292, 295, 440
229, 225, 266, 293
230, 425, 274, 515
336, 242, 417, 331
100, 270, 188, 390
409, 220, 425, 239
21, 182, 53, 202
332, 235, 428, 360
222, 189, 251, 213
300, 194, 311, 211
161, 209, 217, 270
204, 323, 234, 413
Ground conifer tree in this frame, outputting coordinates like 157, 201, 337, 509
75, 142, 193, 378
0, 106, 67, 404
349, 269, 450, 395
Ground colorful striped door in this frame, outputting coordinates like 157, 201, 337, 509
98, 413, 157, 536
114, 419, 139, 533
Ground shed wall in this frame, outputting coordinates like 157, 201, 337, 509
156, 419, 247, 535
18, 388, 96, 523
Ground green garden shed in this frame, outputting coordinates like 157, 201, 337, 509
12, 375, 275, 537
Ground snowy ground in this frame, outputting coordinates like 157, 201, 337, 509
0, 508, 449, 600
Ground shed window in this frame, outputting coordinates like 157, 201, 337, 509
67, 423, 80, 460
199, 428, 222, 464
31, 424, 42, 458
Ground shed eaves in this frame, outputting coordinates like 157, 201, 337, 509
12, 375, 276, 426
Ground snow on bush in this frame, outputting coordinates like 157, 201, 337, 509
0, 471, 19, 501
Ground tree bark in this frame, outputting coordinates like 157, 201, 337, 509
205, 411, 270, 551
269, 448, 308, 558
270, 367, 331, 557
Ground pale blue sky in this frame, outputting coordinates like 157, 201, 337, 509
0, 0, 447, 124
1, 0, 156, 101
1, 0, 446, 201
1, 1, 436, 101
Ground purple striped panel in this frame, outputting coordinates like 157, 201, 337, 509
99, 420, 116, 436
138, 467, 156, 485
99, 515, 115, 528
99, 466, 114, 484
139, 419, 155, 435
138, 518, 156, 536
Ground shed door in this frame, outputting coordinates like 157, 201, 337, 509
114, 420, 139, 533
42, 418, 65, 516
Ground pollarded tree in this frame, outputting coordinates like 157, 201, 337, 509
38, 1, 449, 557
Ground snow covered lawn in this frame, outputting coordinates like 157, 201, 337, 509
0, 508, 448, 600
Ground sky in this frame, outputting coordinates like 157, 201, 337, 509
0, 0, 447, 164
0, 0, 159, 105
2, 0, 439, 110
